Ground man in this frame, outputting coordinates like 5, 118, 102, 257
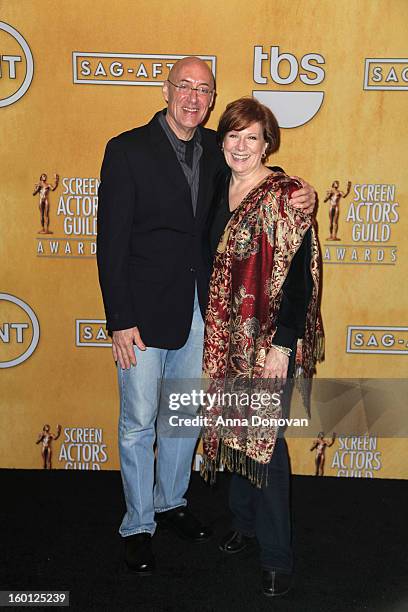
97, 56, 315, 575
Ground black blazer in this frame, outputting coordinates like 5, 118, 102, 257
97, 110, 225, 349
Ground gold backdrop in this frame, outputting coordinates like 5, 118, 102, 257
1, 0, 407, 478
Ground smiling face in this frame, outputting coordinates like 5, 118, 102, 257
222, 121, 267, 177
162, 57, 214, 140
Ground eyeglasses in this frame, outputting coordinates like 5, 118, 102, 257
167, 78, 213, 97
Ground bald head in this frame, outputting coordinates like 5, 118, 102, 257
162, 56, 215, 140
168, 56, 215, 90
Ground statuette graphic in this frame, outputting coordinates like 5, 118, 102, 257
32, 173, 59, 234
36, 423, 61, 469
324, 180, 351, 240
310, 431, 336, 476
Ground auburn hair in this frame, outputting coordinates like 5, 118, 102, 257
217, 97, 280, 158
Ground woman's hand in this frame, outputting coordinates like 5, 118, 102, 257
262, 346, 289, 391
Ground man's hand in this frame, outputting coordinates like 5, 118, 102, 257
262, 346, 289, 392
112, 326, 146, 370
289, 176, 316, 214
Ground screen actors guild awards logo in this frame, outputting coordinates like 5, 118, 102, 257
32, 173, 59, 234
324, 180, 351, 241
36, 424, 62, 469
58, 427, 108, 469
35, 175, 99, 258
331, 435, 382, 477
323, 182, 399, 265
310, 431, 336, 476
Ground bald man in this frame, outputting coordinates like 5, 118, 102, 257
97, 57, 316, 574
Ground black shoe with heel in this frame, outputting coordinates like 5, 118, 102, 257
219, 530, 252, 554
262, 570, 292, 597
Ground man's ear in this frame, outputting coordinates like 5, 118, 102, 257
162, 81, 169, 103
209, 90, 216, 110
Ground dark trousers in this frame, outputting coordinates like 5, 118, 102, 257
229, 437, 292, 572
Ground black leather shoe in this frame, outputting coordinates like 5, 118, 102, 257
262, 570, 291, 597
155, 507, 212, 543
219, 530, 250, 554
124, 533, 155, 575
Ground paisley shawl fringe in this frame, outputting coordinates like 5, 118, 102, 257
314, 331, 325, 363
200, 440, 268, 488
294, 330, 325, 417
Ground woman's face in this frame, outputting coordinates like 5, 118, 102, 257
223, 121, 267, 176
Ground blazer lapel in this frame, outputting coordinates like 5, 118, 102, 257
195, 131, 211, 225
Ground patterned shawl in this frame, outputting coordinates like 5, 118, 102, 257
200, 172, 323, 486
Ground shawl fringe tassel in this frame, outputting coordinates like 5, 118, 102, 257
200, 439, 268, 488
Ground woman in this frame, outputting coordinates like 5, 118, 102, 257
201, 98, 323, 597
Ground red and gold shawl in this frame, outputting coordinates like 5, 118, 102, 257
200, 172, 323, 486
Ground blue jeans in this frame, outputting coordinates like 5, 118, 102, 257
117, 289, 204, 537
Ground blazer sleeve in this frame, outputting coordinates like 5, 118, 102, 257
97, 138, 138, 332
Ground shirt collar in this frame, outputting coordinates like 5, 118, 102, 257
158, 109, 201, 147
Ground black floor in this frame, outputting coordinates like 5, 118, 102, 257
0, 470, 407, 611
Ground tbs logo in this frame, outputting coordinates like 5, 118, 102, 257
253, 45, 325, 128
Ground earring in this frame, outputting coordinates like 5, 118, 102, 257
262, 152, 266, 159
